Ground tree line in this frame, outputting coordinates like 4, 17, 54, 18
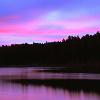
0, 31, 100, 67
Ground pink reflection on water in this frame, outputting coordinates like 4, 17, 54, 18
0, 82, 65, 100
0, 82, 99, 100
1, 68, 100, 80
0, 68, 100, 100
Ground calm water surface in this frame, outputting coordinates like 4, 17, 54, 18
0, 67, 100, 100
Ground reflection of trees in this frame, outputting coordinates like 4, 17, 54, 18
0, 31, 100, 66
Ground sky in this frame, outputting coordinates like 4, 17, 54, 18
0, 0, 100, 45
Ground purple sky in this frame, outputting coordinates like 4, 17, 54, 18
0, 0, 100, 45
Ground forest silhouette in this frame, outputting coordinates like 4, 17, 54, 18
0, 31, 100, 72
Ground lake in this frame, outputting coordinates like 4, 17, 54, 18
0, 67, 100, 100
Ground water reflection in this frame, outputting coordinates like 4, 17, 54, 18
0, 81, 100, 100
0, 67, 100, 100
0, 67, 100, 80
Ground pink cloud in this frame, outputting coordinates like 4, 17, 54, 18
0, 14, 99, 42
